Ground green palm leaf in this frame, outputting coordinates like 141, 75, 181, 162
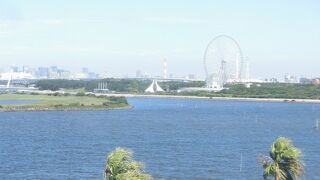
259, 137, 304, 180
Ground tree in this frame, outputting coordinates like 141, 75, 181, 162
259, 137, 304, 180
105, 147, 152, 180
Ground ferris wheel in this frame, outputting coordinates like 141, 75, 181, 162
203, 35, 244, 88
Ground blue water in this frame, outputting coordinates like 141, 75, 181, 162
0, 98, 319, 179
0, 99, 39, 105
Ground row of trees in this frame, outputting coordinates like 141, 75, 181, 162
223, 83, 320, 99
180, 83, 320, 99
35, 79, 205, 93
105, 137, 304, 180
35, 79, 320, 99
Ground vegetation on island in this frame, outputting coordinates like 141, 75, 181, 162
35, 79, 205, 93
259, 137, 304, 180
184, 83, 320, 99
104, 148, 152, 180
0, 93, 129, 111
34, 79, 320, 100
36, 79, 150, 92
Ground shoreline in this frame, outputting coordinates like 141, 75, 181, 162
0, 105, 133, 112
99, 93, 320, 104
0, 94, 132, 112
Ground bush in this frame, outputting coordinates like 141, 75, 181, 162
52, 92, 59, 96
69, 103, 80, 107
76, 92, 86, 96
106, 96, 128, 104
104, 148, 152, 180
102, 102, 110, 107
87, 93, 96, 97
53, 104, 63, 108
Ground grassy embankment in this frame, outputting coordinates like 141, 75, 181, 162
0, 94, 130, 112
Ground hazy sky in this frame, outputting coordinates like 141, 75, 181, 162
0, 0, 319, 78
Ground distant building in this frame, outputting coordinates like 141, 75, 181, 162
11, 66, 19, 72
313, 78, 320, 85
49, 66, 58, 73
58, 70, 71, 79
299, 77, 320, 85
82, 67, 89, 74
0, 72, 35, 80
264, 78, 278, 83
185, 74, 196, 80
93, 82, 109, 93
22, 66, 29, 73
37, 67, 49, 79
284, 74, 298, 83
88, 72, 99, 79
299, 78, 313, 84
136, 70, 142, 78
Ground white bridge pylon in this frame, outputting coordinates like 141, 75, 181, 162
6, 70, 13, 88
145, 80, 164, 93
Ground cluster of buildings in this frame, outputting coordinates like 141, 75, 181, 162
0, 65, 319, 86
260, 75, 320, 85
299, 77, 320, 85
135, 69, 199, 80
0, 66, 100, 80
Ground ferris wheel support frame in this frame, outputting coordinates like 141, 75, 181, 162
203, 34, 244, 85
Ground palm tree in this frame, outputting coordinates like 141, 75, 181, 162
104, 147, 152, 180
259, 137, 304, 180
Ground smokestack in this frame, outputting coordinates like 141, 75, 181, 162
163, 58, 167, 79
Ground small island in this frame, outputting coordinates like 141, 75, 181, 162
0, 93, 130, 112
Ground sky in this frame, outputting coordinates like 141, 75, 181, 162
0, 0, 319, 79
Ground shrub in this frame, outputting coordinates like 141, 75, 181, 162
76, 92, 86, 96
69, 103, 80, 106
104, 148, 152, 180
53, 104, 63, 107
106, 96, 128, 104
87, 93, 96, 97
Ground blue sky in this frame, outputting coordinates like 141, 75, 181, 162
0, 0, 319, 78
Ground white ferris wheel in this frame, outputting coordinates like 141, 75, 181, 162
203, 35, 244, 88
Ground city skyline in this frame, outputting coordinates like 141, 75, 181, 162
0, 0, 319, 78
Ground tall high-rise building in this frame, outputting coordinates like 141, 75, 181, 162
37, 67, 49, 78
11, 66, 19, 72
136, 70, 142, 78
82, 67, 89, 74
50, 66, 58, 73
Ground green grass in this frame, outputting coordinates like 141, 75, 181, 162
0, 94, 129, 111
